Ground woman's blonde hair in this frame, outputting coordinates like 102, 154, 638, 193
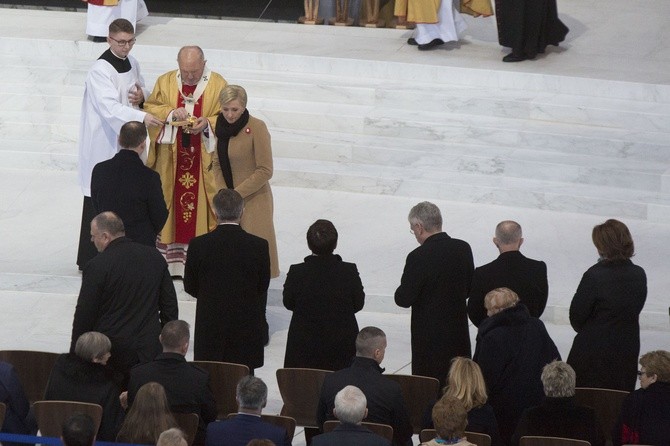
219, 85, 248, 108
442, 357, 488, 411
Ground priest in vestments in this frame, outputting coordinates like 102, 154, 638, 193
82, 0, 148, 41
145, 46, 228, 277
495, 0, 569, 62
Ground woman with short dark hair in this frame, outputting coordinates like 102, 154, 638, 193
567, 219, 647, 391
282, 219, 365, 370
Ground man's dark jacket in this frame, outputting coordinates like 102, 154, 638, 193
91, 149, 168, 247
128, 352, 217, 446
394, 232, 474, 386
70, 237, 178, 380
184, 224, 270, 370
317, 357, 413, 446
312, 423, 390, 446
205, 413, 291, 446
468, 250, 548, 326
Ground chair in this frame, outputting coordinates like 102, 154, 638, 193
519, 436, 591, 446
0, 350, 59, 403
33, 400, 103, 437
190, 360, 249, 419
275, 368, 332, 427
323, 420, 394, 442
420, 429, 491, 446
574, 387, 629, 446
227, 413, 297, 440
173, 412, 199, 446
383, 373, 440, 434
0, 402, 6, 428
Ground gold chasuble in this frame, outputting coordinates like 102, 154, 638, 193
145, 69, 227, 275
85, 0, 120, 5
394, 0, 441, 23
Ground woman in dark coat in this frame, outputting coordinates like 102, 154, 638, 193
44, 332, 125, 442
567, 219, 647, 392
283, 219, 365, 370
613, 350, 670, 445
473, 288, 560, 446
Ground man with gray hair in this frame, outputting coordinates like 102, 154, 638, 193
313, 386, 390, 445
468, 220, 548, 326
157, 428, 188, 446
317, 327, 412, 446
511, 361, 604, 446
184, 189, 270, 372
395, 201, 474, 386
205, 376, 291, 446
71, 211, 178, 385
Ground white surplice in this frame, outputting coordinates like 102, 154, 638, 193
85, 0, 149, 37
77, 53, 147, 196
413, 0, 467, 44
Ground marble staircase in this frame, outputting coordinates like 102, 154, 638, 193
3, 37, 670, 225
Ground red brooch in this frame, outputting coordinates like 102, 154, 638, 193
245, 128, 251, 134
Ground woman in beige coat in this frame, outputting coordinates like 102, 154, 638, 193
214, 85, 279, 278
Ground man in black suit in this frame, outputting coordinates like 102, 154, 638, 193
467, 220, 548, 327
313, 385, 390, 446
317, 327, 413, 446
394, 201, 474, 386
205, 376, 291, 446
184, 189, 270, 373
127, 320, 217, 446
91, 121, 168, 247
71, 211, 178, 385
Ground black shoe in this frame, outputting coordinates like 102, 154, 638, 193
407, 37, 418, 45
91, 36, 106, 43
418, 38, 444, 51
502, 53, 527, 62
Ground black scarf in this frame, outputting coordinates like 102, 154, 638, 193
215, 109, 250, 189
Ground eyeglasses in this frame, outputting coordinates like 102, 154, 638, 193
108, 36, 137, 47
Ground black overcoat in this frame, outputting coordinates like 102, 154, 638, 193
71, 237, 178, 379
44, 354, 125, 442
91, 150, 168, 247
394, 232, 474, 385
283, 254, 365, 370
468, 250, 548, 326
184, 224, 270, 370
567, 259, 647, 392
473, 304, 560, 446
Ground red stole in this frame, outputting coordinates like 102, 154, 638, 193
174, 84, 203, 244
86, 0, 119, 5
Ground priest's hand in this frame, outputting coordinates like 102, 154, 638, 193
128, 83, 144, 106
144, 113, 164, 127
189, 117, 209, 134
173, 107, 190, 121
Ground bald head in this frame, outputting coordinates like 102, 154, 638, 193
177, 46, 206, 86
494, 220, 523, 253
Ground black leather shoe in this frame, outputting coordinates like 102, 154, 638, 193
418, 38, 444, 51
502, 53, 527, 62
407, 37, 418, 45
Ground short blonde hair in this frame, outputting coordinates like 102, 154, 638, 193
74, 332, 111, 362
484, 287, 520, 316
443, 357, 487, 411
219, 85, 248, 108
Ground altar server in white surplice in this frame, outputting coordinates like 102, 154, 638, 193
76, 18, 163, 269
83, 0, 148, 41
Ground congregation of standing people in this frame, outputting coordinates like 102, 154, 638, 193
0, 10, 665, 446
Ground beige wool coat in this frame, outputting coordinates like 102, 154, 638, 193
224, 114, 279, 278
